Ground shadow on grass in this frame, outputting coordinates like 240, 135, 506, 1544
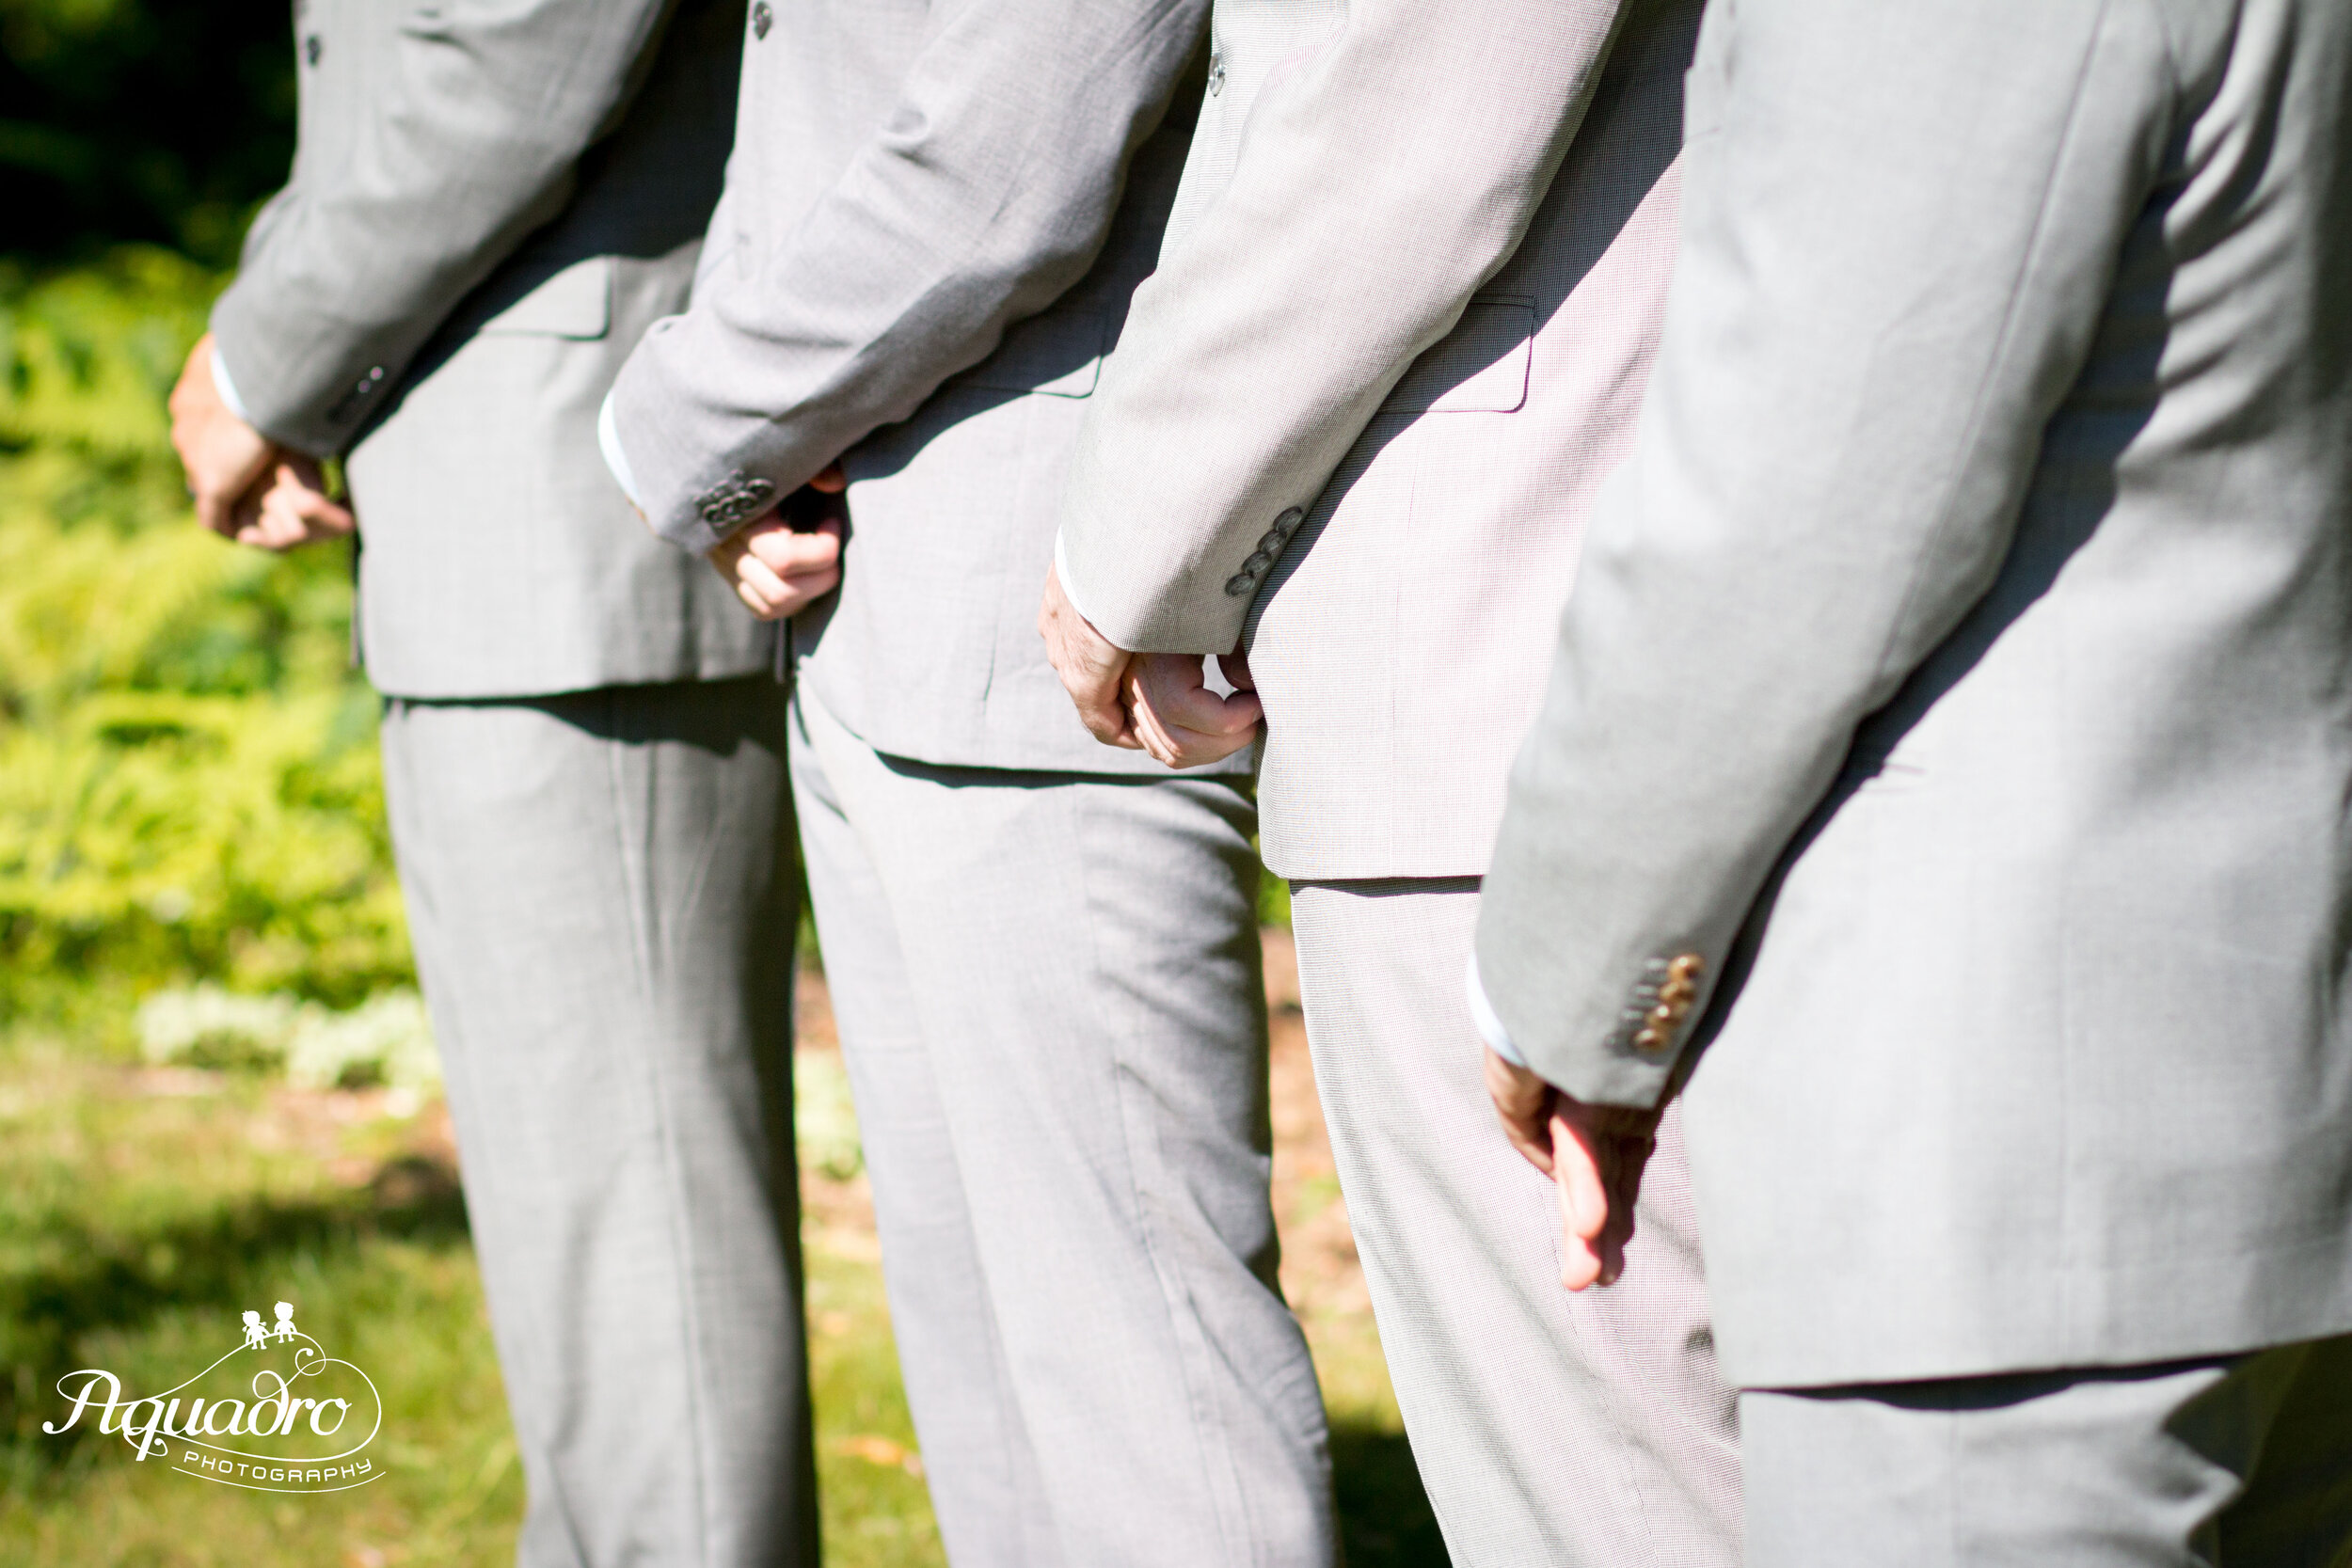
1, 1154, 467, 1455
1333, 1420, 1450, 1567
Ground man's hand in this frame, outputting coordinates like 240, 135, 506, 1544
707, 462, 848, 622
1039, 561, 1140, 749
1485, 1047, 1661, 1291
710, 512, 845, 621
169, 333, 278, 538
233, 457, 357, 552
1126, 650, 1263, 769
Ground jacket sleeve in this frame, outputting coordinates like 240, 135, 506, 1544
209, 0, 691, 455
609, 0, 1211, 556
1053, 0, 1648, 654
1472, 0, 2178, 1106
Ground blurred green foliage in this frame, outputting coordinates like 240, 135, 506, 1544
2, 0, 295, 264
0, 249, 409, 1023
1258, 866, 1291, 929
0, 1045, 519, 1563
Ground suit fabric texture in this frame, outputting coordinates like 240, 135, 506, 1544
608, 0, 1337, 1556
1476, 0, 2352, 1395
212, 0, 769, 698
793, 688, 1335, 1566
1058, 0, 1697, 878
1740, 1340, 2352, 1568
1290, 883, 1740, 1564
1050, 0, 1739, 1560
381, 684, 814, 1568
208, 4, 811, 1562
608, 0, 1244, 778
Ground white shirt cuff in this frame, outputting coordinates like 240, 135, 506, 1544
597, 389, 643, 510
1466, 954, 1527, 1067
210, 345, 255, 427
1052, 529, 1105, 630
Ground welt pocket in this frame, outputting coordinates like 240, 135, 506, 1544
1383, 296, 1535, 415
477, 257, 612, 340
950, 309, 1112, 399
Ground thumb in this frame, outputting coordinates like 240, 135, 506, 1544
1553, 1124, 1609, 1244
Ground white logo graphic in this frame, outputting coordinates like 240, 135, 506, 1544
42, 1301, 384, 1492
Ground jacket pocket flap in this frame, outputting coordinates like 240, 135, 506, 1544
952, 309, 1111, 399
1385, 296, 1535, 414
478, 258, 613, 340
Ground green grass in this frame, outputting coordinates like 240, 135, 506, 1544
0, 1030, 1442, 1566
803, 1239, 942, 1565
0, 1037, 516, 1566
0, 251, 1433, 1566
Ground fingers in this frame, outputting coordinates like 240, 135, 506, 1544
1550, 1110, 1616, 1290
1142, 652, 1263, 735
807, 462, 848, 494
732, 552, 841, 621
712, 514, 844, 620
1484, 1047, 1556, 1175
1546, 1098, 1662, 1291
232, 492, 301, 550
228, 465, 298, 549
232, 461, 356, 552
170, 334, 277, 538
732, 563, 786, 619
1125, 674, 1185, 767
1126, 670, 1186, 766
1126, 653, 1263, 769
1039, 563, 1139, 748
1481, 1055, 1646, 1291
741, 515, 844, 574
711, 515, 844, 620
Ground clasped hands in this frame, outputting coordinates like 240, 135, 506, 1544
707, 464, 848, 621
168, 335, 355, 551
172, 328, 848, 620
1038, 561, 1661, 1291
1036, 562, 1263, 768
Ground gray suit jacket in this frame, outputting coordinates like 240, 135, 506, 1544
1478, 0, 2352, 1388
1055, 0, 1697, 878
210, 0, 769, 699
609, 0, 1236, 776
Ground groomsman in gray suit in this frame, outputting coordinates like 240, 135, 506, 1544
1042, 0, 1739, 1560
166, 1, 815, 1562
601, 2, 1335, 1562
1474, 0, 2352, 1560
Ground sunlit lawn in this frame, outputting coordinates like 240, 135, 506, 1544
0, 936, 1444, 1566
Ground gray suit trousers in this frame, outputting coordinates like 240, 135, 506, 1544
379, 680, 814, 1568
1288, 880, 1741, 1567
1741, 1337, 2352, 1567
789, 685, 1336, 1568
